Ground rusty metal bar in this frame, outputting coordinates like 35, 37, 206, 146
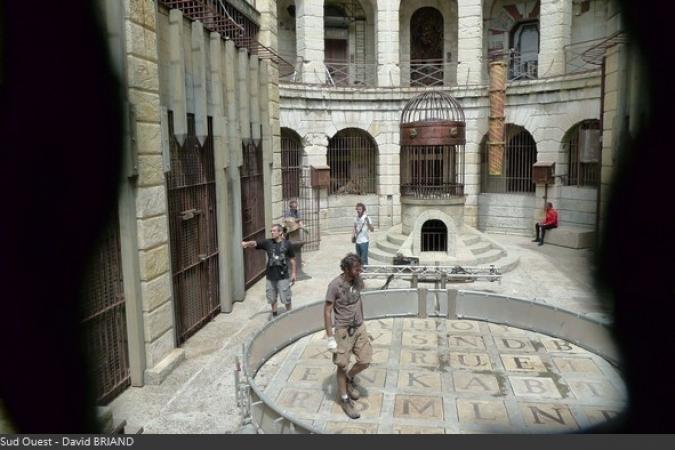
80, 209, 130, 404
327, 129, 377, 195
482, 125, 537, 194
167, 113, 221, 343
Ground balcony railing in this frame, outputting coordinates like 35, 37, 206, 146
280, 60, 458, 88
325, 60, 378, 87
401, 59, 455, 87
508, 51, 538, 81
159, 0, 259, 51
564, 34, 629, 74
400, 183, 464, 199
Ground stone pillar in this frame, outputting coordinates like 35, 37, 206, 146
191, 21, 208, 145
125, 0, 184, 384
238, 48, 252, 142
250, 56, 261, 142
105, 0, 146, 387
225, 40, 246, 302
376, 0, 400, 87
260, 61, 275, 231
256, 0, 278, 51
296, 0, 325, 84
457, 0, 483, 86
168, 9, 187, 145
209, 32, 233, 313
539, 0, 573, 78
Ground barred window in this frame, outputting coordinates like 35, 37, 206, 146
481, 125, 537, 193
328, 128, 378, 195
564, 120, 601, 187
421, 220, 447, 252
281, 128, 303, 200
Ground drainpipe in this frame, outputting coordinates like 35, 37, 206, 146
595, 56, 606, 241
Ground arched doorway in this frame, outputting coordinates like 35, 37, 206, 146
481, 124, 537, 193
563, 120, 601, 187
421, 219, 447, 251
281, 128, 321, 251
410, 7, 444, 86
327, 128, 378, 195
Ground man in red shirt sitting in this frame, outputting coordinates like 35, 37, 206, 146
533, 202, 558, 246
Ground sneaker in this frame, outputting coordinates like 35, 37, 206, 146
531, 238, 539, 242
339, 397, 360, 419
347, 378, 360, 400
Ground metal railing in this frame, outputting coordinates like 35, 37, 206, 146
280, 60, 459, 88
400, 59, 456, 87
564, 37, 608, 74
237, 288, 619, 433
324, 60, 378, 87
508, 51, 538, 81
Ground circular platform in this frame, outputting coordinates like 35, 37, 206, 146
254, 317, 626, 434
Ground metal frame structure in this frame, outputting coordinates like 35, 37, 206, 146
400, 91, 466, 199
236, 288, 619, 433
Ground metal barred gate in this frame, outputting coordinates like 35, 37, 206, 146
80, 210, 130, 404
167, 113, 220, 343
241, 141, 267, 288
281, 129, 320, 252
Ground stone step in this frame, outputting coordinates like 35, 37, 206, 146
387, 231, 407, 246
368, 246, 395, 264
376, 236, 400, 254
466, 240, 492, 255
462, 234, 481, 246
473, 248, 506, 265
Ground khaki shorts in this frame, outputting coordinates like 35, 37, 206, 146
266, 278, 291, 305
332, 324, 372, 370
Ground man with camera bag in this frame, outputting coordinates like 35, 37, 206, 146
324, 253, 371, 419
242, 224, 296, 318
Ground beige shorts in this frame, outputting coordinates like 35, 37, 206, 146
332, 324, 372, 370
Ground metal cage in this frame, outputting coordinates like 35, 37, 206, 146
400, 91, 466, 198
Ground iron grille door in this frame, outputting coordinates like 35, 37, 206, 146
241, 141, 267, 288
281, 130, 321, 252
167, 114, 220, 343
80, 210, 130, 404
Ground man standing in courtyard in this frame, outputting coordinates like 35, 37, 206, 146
324, 253, 372, 419
282, 199, 305, 241
242, 224, 296, 318
533, 202, 558, 246
352, 203, 374, 265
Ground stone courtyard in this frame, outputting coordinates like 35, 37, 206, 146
108, 230, 618, 433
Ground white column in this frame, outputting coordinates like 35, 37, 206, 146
456, 0, 483, 86
539, 0, 573, 78
296, 0, 325, 83
376, 0, 400, 87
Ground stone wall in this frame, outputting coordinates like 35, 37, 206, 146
281, 72, 601, 236
478, 193, 537, 234
122, 0, 184, 385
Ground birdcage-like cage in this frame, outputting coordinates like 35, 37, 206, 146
400, 91, 466, 199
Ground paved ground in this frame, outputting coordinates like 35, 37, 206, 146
109, 231, 615, 433
256, 318, 626, 433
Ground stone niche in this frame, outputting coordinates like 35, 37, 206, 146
399, 196, 474, 262
401, 196, 466, 235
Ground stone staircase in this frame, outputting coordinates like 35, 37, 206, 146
368, 224, 519, 273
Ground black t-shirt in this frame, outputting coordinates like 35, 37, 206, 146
256, 239, 295, 281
